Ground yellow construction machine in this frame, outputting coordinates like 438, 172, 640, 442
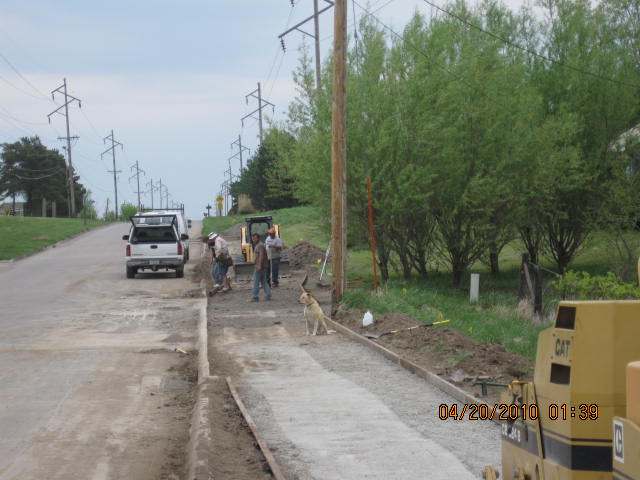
234, 215, 289, 278
485, 301, 640, 480
612, 361, 640, 480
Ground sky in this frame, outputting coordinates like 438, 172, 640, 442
0, 0, 529, 218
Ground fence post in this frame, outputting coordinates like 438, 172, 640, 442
532, 263, 543, 318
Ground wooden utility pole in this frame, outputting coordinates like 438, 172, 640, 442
366, 176, 379, 290
331, 0, 347, 311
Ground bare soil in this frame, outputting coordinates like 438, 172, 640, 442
198, 225, 274, 480
204, 312, 274, 480
159, 355, 198, 479
335, 309, 533, 403
286, 241, 327, 269
204, 375, 273, 480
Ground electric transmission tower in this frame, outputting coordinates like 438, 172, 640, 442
47, 78, 82, 217
130, 160, 145, 211
230, 134, 250, 171
279, 0, 334, 89
156, 179, 168, 209
102, 130, 123, 219
241, 82, 275, 144
147, 178, 155, 209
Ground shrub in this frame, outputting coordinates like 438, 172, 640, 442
121, 203, 138, 219
553, 271, 640, 300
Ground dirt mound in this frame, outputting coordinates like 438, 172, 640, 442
286, 241, 327, 269
337, 310, 532, 402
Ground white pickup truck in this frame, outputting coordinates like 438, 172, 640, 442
122, 213, 188, 278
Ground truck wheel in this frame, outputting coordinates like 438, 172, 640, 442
176, 267, 184, 278
126, 266, 136, 279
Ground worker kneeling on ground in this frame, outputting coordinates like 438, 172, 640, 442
251, 232, 271, 302
208, 232, 232, 293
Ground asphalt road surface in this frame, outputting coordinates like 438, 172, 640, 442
0, 222, 203, 480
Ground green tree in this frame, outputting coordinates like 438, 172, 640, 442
121, 202, 137, 220
231, 127, 300, 211
0, 136, 86, 217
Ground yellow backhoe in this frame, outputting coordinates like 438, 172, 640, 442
233, 215, 289, 279
485, 301, 640, 480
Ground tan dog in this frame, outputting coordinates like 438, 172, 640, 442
299, 275, 331, 336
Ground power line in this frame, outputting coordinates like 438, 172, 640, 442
11, 164, 64, 173
0, 73, 49, 101
265, 2, 298, 91
0, 105, 48, 126
79, 108, 103, 142
12, 171, 63, 181
321, 0, 397, 41
73, 165, 111, 193
0, 51, 50, 99
268, 52, 287, 98
0, 26, 51, 74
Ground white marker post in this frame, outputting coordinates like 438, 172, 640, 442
470, 273, 480, 303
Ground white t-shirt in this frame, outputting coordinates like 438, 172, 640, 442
265, 236, 283, 259
213, 236, 229, 257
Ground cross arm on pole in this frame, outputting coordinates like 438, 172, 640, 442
246, 91, 275, 108
278, 1, 335, 39
241, 108, 262, 126
47, 101, 80, 123
231, 138, 250, 153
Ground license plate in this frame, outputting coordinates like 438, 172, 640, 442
149, 260, 160, 265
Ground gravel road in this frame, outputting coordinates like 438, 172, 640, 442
0, 221, 203, 480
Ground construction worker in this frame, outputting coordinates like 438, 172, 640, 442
208, 232, 232, 292
251, 232, 271, 302
265, 227, 283, 287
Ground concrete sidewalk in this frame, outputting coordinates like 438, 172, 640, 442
209, 287, 500, 479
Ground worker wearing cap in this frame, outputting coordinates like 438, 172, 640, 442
264, 227, 283, 287
208, 232, 231, 292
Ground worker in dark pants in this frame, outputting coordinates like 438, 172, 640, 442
251, 233, 271, 302
265, 227, 283, 287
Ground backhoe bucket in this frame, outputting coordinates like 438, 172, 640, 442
233, 260, 255, 282
233, 259, 290, 282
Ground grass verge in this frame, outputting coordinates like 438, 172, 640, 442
0, 216, 105, 260
342, 276, 544, 359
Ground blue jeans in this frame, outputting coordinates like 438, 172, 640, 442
269, 258, 281, 286
212, 261, 228, 285
253, 270, 271, 301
